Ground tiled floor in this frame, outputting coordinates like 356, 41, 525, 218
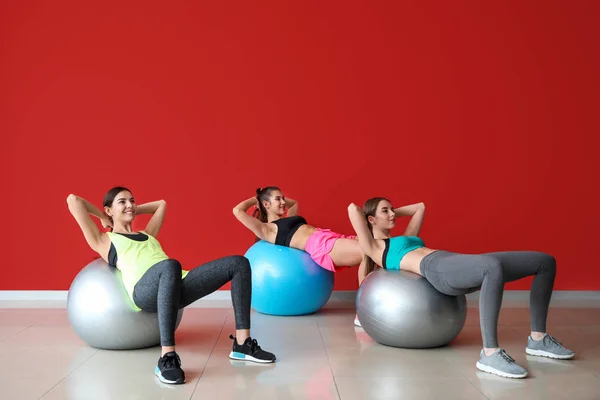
1, 300, 599, 400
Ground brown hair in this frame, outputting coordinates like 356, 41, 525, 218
102, 186, 132, 232
362, 197, 390, 276
253, 186, 281, 222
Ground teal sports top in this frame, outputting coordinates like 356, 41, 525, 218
383, 236, 425, 270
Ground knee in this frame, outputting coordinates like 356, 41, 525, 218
162, 259, 182, 276
482, 258, 503, 281
229, 255, 251, 274
540, 253, 556, 275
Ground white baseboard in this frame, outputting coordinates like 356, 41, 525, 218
0, 291, 70, 301
1, 290, 599, 309
0, 290, 238, 301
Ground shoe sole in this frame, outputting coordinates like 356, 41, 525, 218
229, 351, 275, 363
154, 367, 186, 384
526, 348, 575, 360
475, 362, 528, 379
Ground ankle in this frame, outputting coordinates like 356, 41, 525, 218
161, 346, 176, 357
530, 332, 546, 341
484, 348, 499, 356
236, 329, 250, 345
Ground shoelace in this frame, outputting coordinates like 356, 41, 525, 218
497, 350, 516, 364
229, 335, 262, 353
545, 334, 563, 347
249, 338, 261, 353
162, 353, 181, 369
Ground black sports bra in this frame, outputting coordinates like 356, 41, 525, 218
273, 216, 307, 247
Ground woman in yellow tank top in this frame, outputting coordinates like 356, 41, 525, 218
67, 187, 276, 385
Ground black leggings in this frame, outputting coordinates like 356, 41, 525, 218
132, 256, 252, 346
420, 251, 556, 348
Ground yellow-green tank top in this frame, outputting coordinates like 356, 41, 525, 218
106, 231, 189, 309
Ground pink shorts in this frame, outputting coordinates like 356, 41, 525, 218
305, 228, 357, 272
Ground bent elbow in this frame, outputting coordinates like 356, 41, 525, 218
66, 194, 78, 205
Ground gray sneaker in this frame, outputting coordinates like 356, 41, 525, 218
476, 349, 528, 379
526, 334, 574, 360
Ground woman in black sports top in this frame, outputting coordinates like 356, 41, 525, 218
233, 187, 364, 275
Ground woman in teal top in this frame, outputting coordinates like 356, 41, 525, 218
67, 187, 275, 385
348, 197, 573, 380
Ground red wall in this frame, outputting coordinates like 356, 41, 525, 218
1, 1, 598, 291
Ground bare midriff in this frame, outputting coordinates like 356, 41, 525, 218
288, 225, 317, 250
399, 247, 438, 275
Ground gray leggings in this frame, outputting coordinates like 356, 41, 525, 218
420, 251, 556, 348
133, 255, 252, 346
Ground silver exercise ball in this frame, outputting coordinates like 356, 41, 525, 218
67, 259, 183, 350
356, 268, 466, 348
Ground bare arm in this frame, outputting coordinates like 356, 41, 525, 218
285, 197, 299, 217
357, 256, 368, 286
138, 200, 167, 237
233, 197, 272, 240
395, 202, 426, 236
393, 202, 425, 217
66, 194, 111, 258
347, 203, 385, 265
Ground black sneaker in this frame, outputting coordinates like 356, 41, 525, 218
228, 335, 276, 363
155, 352, 186, 384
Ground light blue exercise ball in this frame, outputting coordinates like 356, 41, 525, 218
244, 240, 334, 316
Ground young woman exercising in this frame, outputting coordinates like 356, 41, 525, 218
347, 197, 573, 379
233, 187, 365, 274
67, 187, 275, 385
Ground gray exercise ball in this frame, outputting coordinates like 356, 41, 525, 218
356, 268, 466, 348
67, 259, 183, 350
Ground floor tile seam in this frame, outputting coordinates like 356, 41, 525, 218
188, 314, 228, 399
316, 320, 342, 400
36, 348, 99, 400
0, 324, 34, 343
415, 347, 492, 399
456, 368, 491, 400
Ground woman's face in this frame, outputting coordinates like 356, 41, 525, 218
369, 199, 396, 230
262, 190, 287, 217
105, 190, 136, 224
